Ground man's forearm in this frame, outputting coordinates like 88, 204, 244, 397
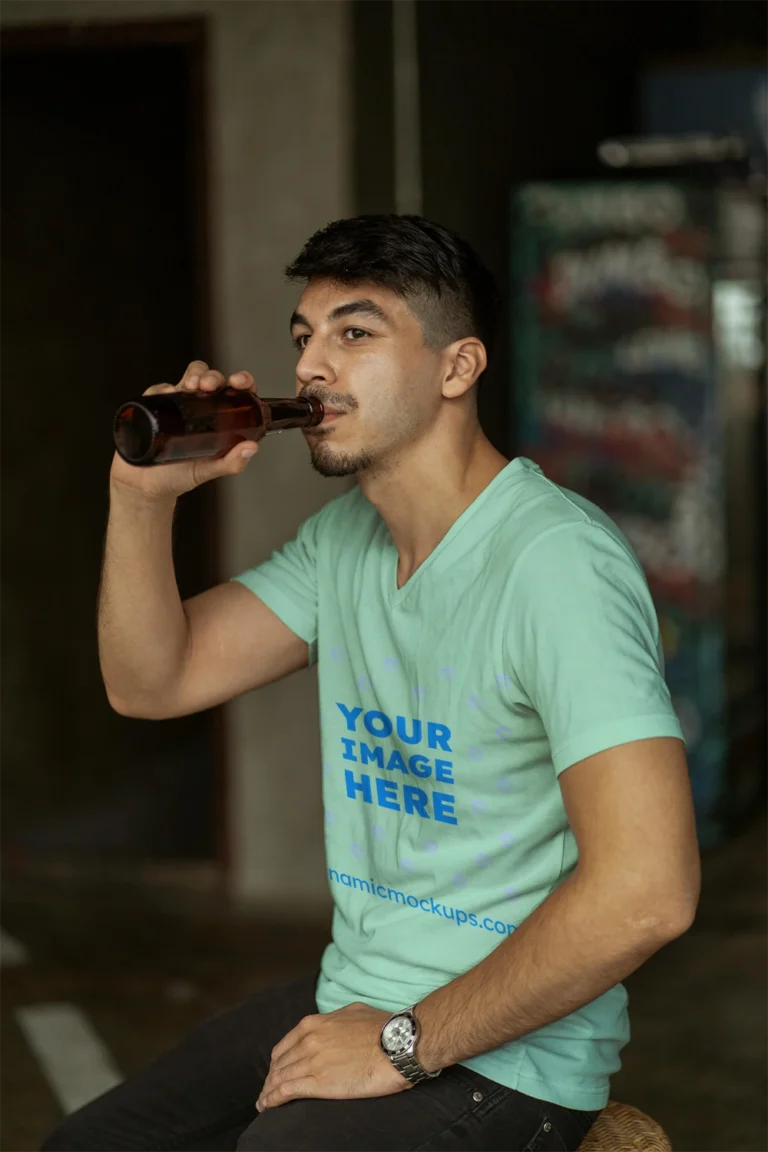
414, 869, 692, 1074
98, 483, 187, 710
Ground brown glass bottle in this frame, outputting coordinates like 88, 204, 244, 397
113, 388, 324, 466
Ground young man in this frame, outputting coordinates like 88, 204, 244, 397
51, 215, 700, 1152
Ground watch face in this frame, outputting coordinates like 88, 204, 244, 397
382, 1015, 415, 1054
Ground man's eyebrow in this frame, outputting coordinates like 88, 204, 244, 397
328, 299, 390, 324
290, 310, 310, 331
290, 299, 390, 332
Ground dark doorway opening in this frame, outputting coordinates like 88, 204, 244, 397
1, 19, 226, 865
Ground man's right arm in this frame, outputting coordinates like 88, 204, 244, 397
97, 483, 308, 720
98, 360, 309, 719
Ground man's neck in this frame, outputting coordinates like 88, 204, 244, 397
358, 432, 509, 589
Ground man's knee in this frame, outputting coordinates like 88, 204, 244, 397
235, 1118, 260, 1151
41, 1114, 104, 1151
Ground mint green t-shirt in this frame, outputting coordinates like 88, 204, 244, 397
231, 456, 684, 1111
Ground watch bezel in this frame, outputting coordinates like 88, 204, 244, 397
381, 1011, 417, 1055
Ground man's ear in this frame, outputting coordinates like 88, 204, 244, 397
442, 338, 487, 400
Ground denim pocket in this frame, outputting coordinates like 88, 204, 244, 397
529, 1105, 607, 1152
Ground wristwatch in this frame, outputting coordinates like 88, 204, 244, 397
379, 1005, 442, 1085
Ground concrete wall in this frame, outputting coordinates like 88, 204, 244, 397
2, 0, 354, 916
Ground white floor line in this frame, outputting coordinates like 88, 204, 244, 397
16, 1003, 123, 1114
1, 927, 29, 966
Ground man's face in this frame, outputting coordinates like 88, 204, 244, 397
290, 278, 445, 479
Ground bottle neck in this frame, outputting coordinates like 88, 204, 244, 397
264, 397, 324, 432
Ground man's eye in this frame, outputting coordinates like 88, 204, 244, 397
294, 334, 310, 351
344, 328, 368, 341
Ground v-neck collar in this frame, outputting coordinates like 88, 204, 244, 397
384, 457, 532, 607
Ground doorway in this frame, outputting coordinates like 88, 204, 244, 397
1, 19, 225, 864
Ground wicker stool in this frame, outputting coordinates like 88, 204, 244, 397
577, 1100, 672, 1151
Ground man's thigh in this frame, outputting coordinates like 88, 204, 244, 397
42, 971, 320, 1151
236, 1066, 593, 1152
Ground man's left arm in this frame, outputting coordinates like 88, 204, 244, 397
256, 734, 700, 1110
414, 734, 700, 1072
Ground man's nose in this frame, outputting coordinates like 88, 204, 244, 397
296, 343, 335, 386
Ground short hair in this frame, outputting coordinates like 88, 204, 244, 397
285, 214, 499, 369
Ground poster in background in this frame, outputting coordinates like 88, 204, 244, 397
511, 181, 727, 846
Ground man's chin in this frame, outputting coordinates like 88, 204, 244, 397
308, 442, 374, 479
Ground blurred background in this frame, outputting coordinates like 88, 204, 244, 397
1, 2, 765, 1149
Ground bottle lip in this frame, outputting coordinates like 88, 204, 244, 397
305, 396, 325, 426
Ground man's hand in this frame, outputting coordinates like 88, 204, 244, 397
256, 1002, 411, 1112
110, 363, 260, 500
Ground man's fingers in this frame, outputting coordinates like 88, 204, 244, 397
150, 362, 254, 395
181, 368, 225, 391
179, 360, 209, 387
142, 383, 176, 396
187, 437, 258, 485
270, 1019, 308, 1063
229, 370, 255, 389
258, 1073, 315, 1112
200, 370, 227, 390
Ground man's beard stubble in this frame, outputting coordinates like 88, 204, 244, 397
307, 435, 377, 479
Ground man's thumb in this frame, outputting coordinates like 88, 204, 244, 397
196, 442, 258, 485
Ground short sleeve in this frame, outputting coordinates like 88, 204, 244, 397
504, 521, 685, 775
229, 509, 323, 666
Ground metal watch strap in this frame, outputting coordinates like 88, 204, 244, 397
390, 1048, 441, 1084
383, 1006, 441, 1085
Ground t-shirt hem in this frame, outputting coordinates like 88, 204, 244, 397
230, 573, 318, 664
458, 1059, 610, 1111
551, 714, 686, 776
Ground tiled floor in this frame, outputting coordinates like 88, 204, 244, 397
2, 807, 766, 1151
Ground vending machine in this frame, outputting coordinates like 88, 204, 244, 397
510, 178, 766, 847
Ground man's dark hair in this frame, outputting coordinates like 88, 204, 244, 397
285, 214, 499, 373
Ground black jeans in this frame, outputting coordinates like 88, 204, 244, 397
42, 971, 602, 1151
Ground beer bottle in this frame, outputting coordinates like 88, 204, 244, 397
113, 388, 324, 466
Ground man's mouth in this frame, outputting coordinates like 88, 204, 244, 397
301, 397, 351, 429
315, 405, 347, 423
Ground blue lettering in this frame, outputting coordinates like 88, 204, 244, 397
433, 791, 458, 825
360, 742, 384, 768
376, 885, 388, 898
341, 738, 357, 761
376, 777, 401, 811
427, 722, 452, 751
336, 702, 362, 731
408, 755, 431, 778
419, 899, 431, 912
434, 759, 454, 784
385, 748, 408, 775
403, 785, 430, 818
406, 895, 419, 908
469, 913, 478, 926
396, 716, 422, 745
364, 710, 393, 739
344, 770, 372, 804
329, 868, 340, 883
430, 897, 442, 916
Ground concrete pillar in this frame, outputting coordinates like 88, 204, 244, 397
2, 0, 354, 915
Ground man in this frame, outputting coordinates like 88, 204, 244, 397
48, 214, 700, 1151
